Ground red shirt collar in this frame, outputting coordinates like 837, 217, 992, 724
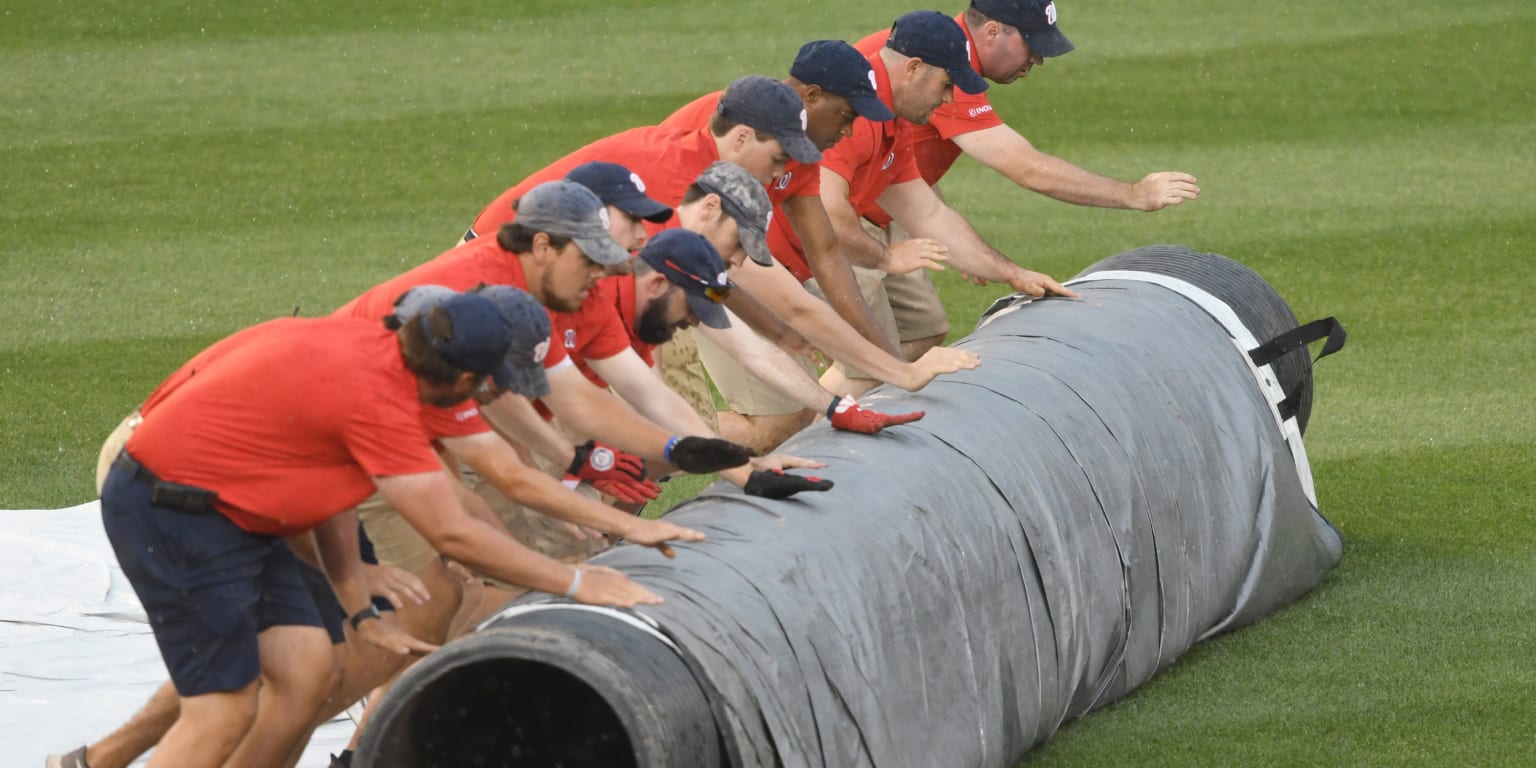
958, 13, 984, 71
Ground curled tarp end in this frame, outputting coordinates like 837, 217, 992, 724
357, 246, 1344, 768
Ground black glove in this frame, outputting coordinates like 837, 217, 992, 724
743, 469, 834, 500
666, 436, 755, 474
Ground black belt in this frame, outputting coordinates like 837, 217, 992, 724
114, 451, 219, 513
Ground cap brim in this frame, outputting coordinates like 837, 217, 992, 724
846, 92, 895, 122
686, 293, 731, 330
615, 194, 675, 224
950, 66, 989, 95
574, 234, 632, 266
776, 131, 823, 164
495, 359, 550, 399
741, 226, 774, 267
1025, 27, 1074, 58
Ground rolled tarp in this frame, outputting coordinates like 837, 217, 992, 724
356, 245, 1345, 768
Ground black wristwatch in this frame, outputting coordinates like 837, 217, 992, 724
348, 603, 382, 631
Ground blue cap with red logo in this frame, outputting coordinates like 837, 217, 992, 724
638, 229, 733, 330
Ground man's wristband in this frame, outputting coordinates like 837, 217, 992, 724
348, 603, 382, 631
564, 567, 583, 599
663, 436, 680, 463
826, 396, 844, 419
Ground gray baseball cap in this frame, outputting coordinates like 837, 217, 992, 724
716, 75, 822, 165
390, 284, 552, 399
693, 161, 774, 267
514, 180, 631, 267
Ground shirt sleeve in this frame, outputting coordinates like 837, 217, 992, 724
927, 92, 1004, 140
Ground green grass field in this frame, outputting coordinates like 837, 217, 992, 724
4, 1, 1534, 765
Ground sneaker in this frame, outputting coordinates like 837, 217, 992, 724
44, 746, 90, 768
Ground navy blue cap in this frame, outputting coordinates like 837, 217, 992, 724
885, 11, 989, 95
971, 0, 1074, 57
402, 291, 518, 392
638, 229, 732, 330
564, 161, 674, 224
789, 40, 895, 122
391, 285, 549, 398
717, 75, 822, 164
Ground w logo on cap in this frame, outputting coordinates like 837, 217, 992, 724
1045, 1, 1058, 24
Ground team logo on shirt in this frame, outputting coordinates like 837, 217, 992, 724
455, 406, 480, 422
881, 152, 896, 170
1045, 1, 1058, 24
630, 172, 646, 193
564, 329, 576, 349
773, 172, 792, 191
968, 105, 994, 118
532, 339, 550, 363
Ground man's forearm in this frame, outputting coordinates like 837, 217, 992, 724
312, 511, 372, 615
784, 195, 900, 355
699, 324, 831, 414
482, 393, 577, 469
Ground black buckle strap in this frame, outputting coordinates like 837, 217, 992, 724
114, 451, 219, 513
1247, 317, 1348, 421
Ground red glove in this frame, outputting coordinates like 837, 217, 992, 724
827, 397, 925, 435
565, 441, 659, 504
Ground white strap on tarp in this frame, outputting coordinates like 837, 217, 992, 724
1066, 270, 1318, 508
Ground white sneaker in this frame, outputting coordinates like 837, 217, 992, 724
44, 746, 89, 768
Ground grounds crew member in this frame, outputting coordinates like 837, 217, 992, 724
662, 40, 908, 359
661, 41, 972, 448
55, 286, 703, 768
340, 180, 763, 484
853, 0, 1199, 216
93, 292, 661, 768
811, 10, 1080, 390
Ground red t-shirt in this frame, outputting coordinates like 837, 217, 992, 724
126, 318, 443, 537
855, 15, 1004, 186
816, 51, 924, 229
536, 276, 652, 420
468, 125, 720, 240
331, 236, 574, 435
662, 90, 824, 282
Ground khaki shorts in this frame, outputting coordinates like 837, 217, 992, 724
95, 411, 141, 494
655, 328, 721, 430
354, 491, 441, 573
694, 326, 817, 417
860, 218, 950, 346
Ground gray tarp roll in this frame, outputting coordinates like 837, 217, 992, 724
356, 246, 1345, 768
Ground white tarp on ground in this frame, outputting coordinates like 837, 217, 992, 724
0, 502, 351, 767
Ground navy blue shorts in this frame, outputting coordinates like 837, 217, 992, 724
101, 455, 331, 697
